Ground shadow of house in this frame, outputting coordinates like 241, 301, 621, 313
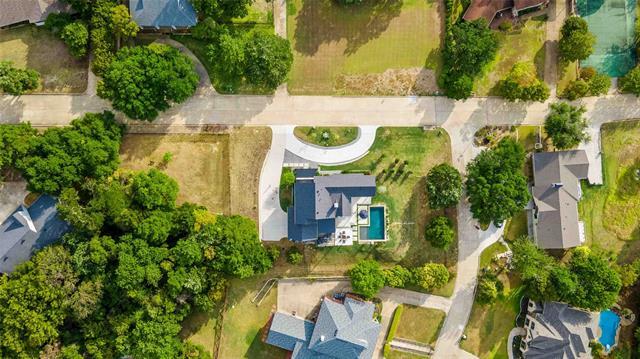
0, 194, 70, 274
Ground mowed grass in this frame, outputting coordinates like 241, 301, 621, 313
287, 0, 443, 95
0, 25, 88, 93
323, 128, 456, 296
294, 126, 359, 146
180, 307, 222, 356
504, 211, 528, 242
395, 305, 446, 345
579, 120, 640, 264
387, 350, 429, 358
479, 241, 509, 269
119, 134, 231, 213
474, 19, 546, 96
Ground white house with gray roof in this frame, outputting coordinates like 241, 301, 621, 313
520, 301, 599, 358
266, 296, 381, 359
531, 150, 590, 249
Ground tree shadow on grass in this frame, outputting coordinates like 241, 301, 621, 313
293, 0, 404, 56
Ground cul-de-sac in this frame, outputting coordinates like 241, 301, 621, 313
1, 0, 640, 358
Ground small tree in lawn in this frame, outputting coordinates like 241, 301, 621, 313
426, 163, 462, 209
412, 263, 449, 291
559, 16, 595, 62
544, 103, 589, 150
383, 265, 412, 288
60, 21, 89, 57
111, 5, 139, 50
425, 216, 455, 250
349, 259, 385, 299
498, 62, 550, 102
476, 274, 500, 304
207, 32, 246, 79
286, 247, 303, 265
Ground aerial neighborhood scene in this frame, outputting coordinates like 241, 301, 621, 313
3, 0, 640, 357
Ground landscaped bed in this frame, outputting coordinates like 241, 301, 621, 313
474, 18, 546, 96
294, 126, 358, 147
0, 25, 88, 93
287, 0, 443, 95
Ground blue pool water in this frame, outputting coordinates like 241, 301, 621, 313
367, 207, 385, 240
599, 310, 621, 349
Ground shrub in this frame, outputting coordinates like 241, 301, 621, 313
349, 260, 385, 299
383, 265, 413, 288
412, 263, 450, 291
44, 12, 73, 34
498, 62, 550, 102
336, 0, 363, 4
286, 247, 303, 265
425, 216, 455, 250
563, 79, 590, 100
0, 61, 39, 95
384, 304, 404, 357
620, 65, 640, 95
60, 21, 89, 57
476, 273, 502, 304
498, 21, 512, 32
561, 67, 610, 99
426, 163, 462, 209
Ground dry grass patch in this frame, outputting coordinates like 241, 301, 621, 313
0, 25, 87, 93
395, 305, 446, 345
119, 134, 230, 213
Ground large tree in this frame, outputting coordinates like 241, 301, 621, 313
426, 163, 462, 209
465, 138, 530, 226
16, 111, 124, 194
425, 216, 455, 250
544, 102, 589, 150
349, 259, 385, 298
0, 123, 37, 176
568, 248, 622, 311
559, 16, 595, 62
243, 32, 293, 90
98, 44, 199, 121
498, 62, 550, 102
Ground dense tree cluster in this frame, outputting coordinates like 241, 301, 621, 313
561, 67, 610, 100
426, 163, 462, 209
544, 102, 589, 150
465, 138, 530, 226
15, 112, 124, 194
476, 272, 503, 304
98, 44, 199, 121
0, 61, 40, 95
0, 123, 37, 177
498, 62, 550, 102
559, 16, 595, 62
440, 19, 499, 99
512, 238, 621, 311
349, 259, 386, 298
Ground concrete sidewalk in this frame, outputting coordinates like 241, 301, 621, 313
284, 125, 378, 165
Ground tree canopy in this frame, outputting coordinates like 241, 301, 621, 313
16, 111, 124, 194
559, 16, 595, 62
412, 263, 449, 291
190, 0, 253, 21
0, 60, 40, 95
349, 259, 385, 299
498, 62, 550, 102
620, 65, 640, 95
243, 32, 293, 90
60, 21, 89, 57
98, 44, 199, 121
465, 138, 530, 226
0, 123, 37, 176
426, 163, 462, 209
544, 102, 589, 150
425, 216, 455, 250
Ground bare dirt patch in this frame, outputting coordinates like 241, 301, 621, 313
334, 68, 439, 96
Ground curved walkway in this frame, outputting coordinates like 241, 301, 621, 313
284, 125, 378, 165
154, 37, 214, 95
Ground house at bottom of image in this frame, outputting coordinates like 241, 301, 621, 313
287, 169, 387, 246
265, 295, 382, 359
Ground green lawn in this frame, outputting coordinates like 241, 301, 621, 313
395, 305, 446, 345
172, 24, 275, 94
323, 127, 456, 296
474, 18, 546, 96
557, 60, 578, 95
579, 120, 640, 264
504, 211, 528, 242
287, 0, 443, 95
294, 127, 359, 147
387, 350, 429, 358
479, 242, 509, 269
0, 25, 88, 93
180, 307, 222, 356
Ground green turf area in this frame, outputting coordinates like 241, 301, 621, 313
387, 350, 429, 358
474, 18, 546, 96
294, 127, 359, 146
323, 127, 456, 296
579, 120, 640, 264
287, 0, 443, 95
395, 305, 446, 345
557, 61, 578, 95
232, 0, 273, 24
172, 24, 275, 94
504, 211, 528, 242
180, 307, 222, 356
479, 242, 509, 269
0, 25, 88, 93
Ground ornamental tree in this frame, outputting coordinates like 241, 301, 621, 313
383, 265, 413, 288
110, 5, 139, 49
98, 44, 199, 121
465, 138, 530, 226
425, 216, 455, 250
349, 259, 385, 298
0, 123, 37, 175
559, 16, 595, 62
412, 263, 449, 291
426, 163, 462, 209
544, 102, 589, 150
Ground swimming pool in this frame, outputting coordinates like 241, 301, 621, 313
367, 206, 385, 240
599, 309, 621, 349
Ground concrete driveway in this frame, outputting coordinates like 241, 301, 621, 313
277, 278, 351, 320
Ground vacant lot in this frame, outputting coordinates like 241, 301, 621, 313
474, 18, 546, 96
323, 128, 456, 296
579, 120, 640, 264
0, 25, 87, 93
287, 0, 443, 95
120, 134, 231, 213
395, 305, 446, 346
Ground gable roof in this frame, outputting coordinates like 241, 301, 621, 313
267, 297, 381, 359
532, 150, 589, 249
0, 0, 69, 28
523, 301, 597, 359
0, 195, 70, 273
129, 0, 197, 29
288, 170, 376, 242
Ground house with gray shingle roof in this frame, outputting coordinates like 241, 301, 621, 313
531, 150, 590, 249
520, 301, 599, 358
129, 0, 197, 31
266, 296, 382, 359
0, 0, 70, 28
0, 195, 70, 273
